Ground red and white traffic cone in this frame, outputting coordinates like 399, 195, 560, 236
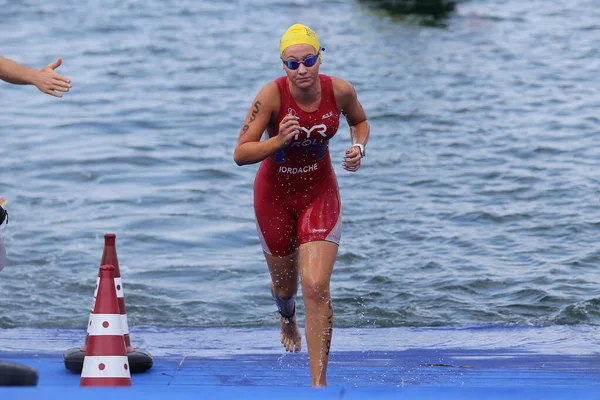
98, 234, 153, 371
78, 234, 126, 355
64, 233, 153, 373
80, 264, 131, 387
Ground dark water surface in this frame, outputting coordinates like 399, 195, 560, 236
1, 0, 599, 330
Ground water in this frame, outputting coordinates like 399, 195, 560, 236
1, 0, 599, 330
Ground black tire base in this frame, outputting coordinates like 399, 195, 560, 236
63, 347, 153, 373
0, 360, 39, 386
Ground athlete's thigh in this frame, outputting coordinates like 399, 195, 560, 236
297, 182, 341, 247
254, 176, 298, 257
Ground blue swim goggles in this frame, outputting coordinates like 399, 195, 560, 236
281, 49, 324, 70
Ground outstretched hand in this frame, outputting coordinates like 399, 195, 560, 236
34, 57, 72, 97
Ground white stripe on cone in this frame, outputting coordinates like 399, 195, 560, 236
85, 277, 101, 335
88, 314, 125, 336
81, 356, 130, 378
93, 277, 100, 298
121, 314, 130, 335
92, 277, 122, 300
114, 277, 124, 298
88, 277, 129, 334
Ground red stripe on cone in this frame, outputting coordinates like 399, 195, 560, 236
80, 265, 131, 387
86, 335, 131, 357
80, 378, 131, 387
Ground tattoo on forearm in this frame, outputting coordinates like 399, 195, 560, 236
240, 100, 262, 136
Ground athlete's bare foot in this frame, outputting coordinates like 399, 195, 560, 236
280, 314, 302, 353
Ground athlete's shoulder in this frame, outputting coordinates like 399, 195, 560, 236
258, 79, 280, 93
250, 80, 282, 122
255, 80, 281, 104
273, 75, 287, 85
329, 75, 357, 107
329, 76, 354, 94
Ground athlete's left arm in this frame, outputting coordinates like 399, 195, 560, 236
333, 77, 370, 172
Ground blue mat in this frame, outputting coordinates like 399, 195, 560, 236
1, 326, 599, 399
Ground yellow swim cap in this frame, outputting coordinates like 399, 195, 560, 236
280, 24, 321, 55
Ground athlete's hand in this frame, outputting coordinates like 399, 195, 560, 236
277, 114, 300, 147
33, 57, 72, 98
343, 146, 362, 172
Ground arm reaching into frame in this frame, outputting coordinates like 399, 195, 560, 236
0, 57, 72, 97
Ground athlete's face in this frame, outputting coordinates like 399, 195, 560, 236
281, 44, 321, 89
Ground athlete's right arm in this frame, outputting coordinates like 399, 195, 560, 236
233, 82, 298, 166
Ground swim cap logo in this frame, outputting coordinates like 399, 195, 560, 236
304, 27, 317, 38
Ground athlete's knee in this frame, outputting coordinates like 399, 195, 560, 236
301, 279, 330, 303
